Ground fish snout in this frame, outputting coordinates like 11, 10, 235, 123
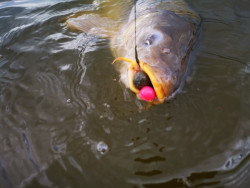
138, 62, 174, 103
112, 57, 174, 104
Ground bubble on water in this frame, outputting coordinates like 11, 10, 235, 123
96, 141, 108, 155
165, 126, 173, 131
123, 88, 131, 102
60, 64, 71, 71
103, 103, 110, 108
243, 62, 250, 74
245, 137, 250, 150
138, 118, 147, 124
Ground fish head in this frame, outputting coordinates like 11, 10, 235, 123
132, 11, 195, 103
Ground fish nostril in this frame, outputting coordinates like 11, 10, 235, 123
161, 48, 170, 54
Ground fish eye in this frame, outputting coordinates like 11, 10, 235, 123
144, 33, 162, 46
144, 35, 155, 46
145, 39, 152, 45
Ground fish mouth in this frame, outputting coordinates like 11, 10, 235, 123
113, 57, 171, 104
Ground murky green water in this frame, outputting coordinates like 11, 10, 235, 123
0, 0, 249, 187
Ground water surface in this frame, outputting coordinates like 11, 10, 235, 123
0, 0, 249, 187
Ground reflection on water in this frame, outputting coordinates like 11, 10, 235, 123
0, 0, 249, 187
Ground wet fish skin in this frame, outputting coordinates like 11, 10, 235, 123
111, 0, 200, 102
66, 0, 201, 103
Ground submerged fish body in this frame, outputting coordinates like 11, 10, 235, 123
66, 0, 201, 104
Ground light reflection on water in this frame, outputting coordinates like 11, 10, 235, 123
0, 0, 250, 187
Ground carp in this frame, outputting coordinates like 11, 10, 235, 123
66, 0, 201, 104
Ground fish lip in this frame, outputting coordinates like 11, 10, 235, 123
138, 61, 168, 103
112, 57, 168, 103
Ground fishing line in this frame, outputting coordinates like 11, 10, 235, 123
134, 0, 140, 64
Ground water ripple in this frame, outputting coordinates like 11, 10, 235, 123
134, 156, 166, 164
0, 0, 249, 187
